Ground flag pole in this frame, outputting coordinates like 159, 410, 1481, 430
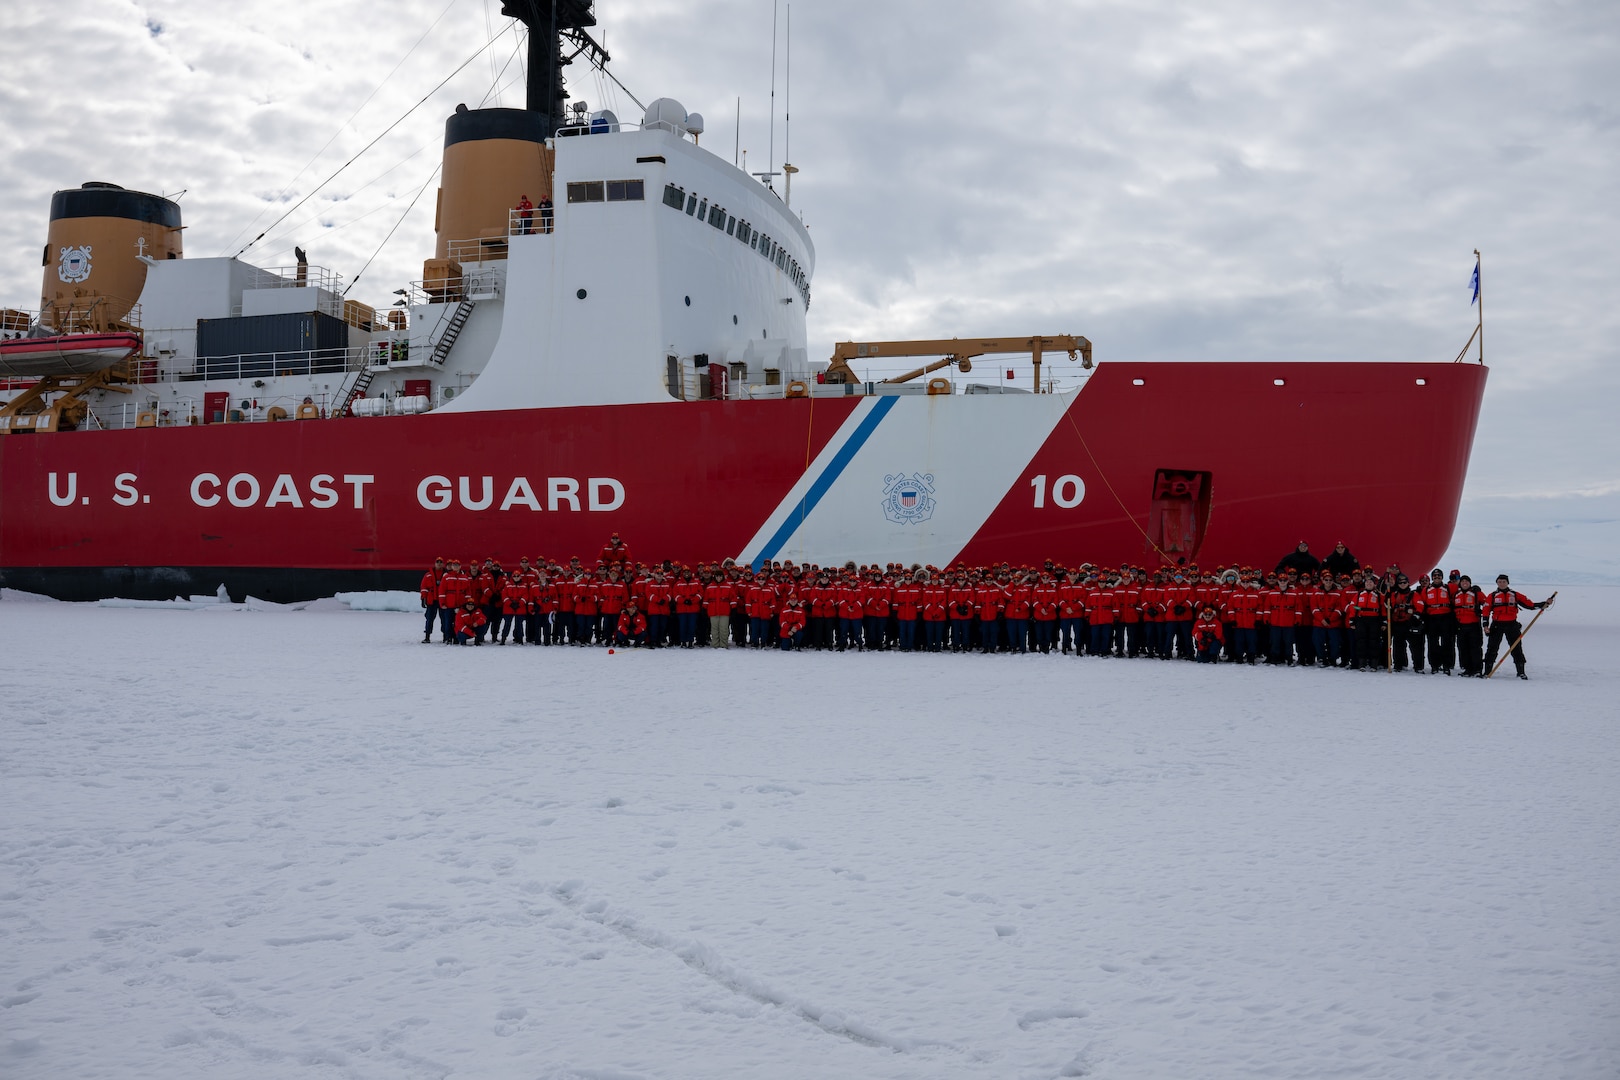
1474, 249, 1483, 364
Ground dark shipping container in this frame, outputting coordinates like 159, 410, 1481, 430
196, 311, 351, 379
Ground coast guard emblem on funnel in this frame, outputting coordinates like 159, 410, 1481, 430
882, 472, 936, 525
58, 246, 92, 284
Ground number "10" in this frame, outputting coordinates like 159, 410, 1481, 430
1030, 474, 1085, 509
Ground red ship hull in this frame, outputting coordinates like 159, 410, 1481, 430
0, 361, 1487, 600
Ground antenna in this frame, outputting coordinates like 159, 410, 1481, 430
768, 0, 778, 180
734, 96, 741, 167
784, 5, 791, 168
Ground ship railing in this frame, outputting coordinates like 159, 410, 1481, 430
33, 298, 143, 334
401, 264, 504, 307
1, 307, 37, 339
253, 264, 346, 292
147, 345, 370, 384
115, 390, 349, 428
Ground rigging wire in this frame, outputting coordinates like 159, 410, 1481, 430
339, 29, 520, 297
254, 137, 437, 258
219, 0, 463, 256
233, 21, 513, 258
342, 161, 442, 296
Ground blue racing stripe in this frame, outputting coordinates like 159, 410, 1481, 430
753, 394, 898, 569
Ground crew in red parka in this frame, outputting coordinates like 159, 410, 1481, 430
454, 598, 487, 645
420, 557, 446, 643
1482, 574, 1550, 680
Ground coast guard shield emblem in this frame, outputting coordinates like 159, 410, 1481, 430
58, 246, 92, 284
882, 472, 937, 525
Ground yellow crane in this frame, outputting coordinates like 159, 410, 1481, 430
823, 335, 1092, 392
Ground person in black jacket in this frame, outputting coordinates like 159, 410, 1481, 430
1322, 541, 1359, 578
1275, 541, 1321, 576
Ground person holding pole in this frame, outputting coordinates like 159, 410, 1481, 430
1482, 575, 1552, 680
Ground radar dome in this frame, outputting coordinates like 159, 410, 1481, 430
685, 112, 705, 135
643, 98, 687, 133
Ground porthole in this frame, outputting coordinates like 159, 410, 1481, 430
684, 295, 691, 307
577, 288, 587, 299
1132, 378, 1145, 386
1273, 378, 1286, 386
1415, 378, 1427, 386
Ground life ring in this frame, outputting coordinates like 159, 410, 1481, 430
926, 377, 951, 396
296, 402, 321, 420
785, 380, 809, 398
266, 405, 289, 422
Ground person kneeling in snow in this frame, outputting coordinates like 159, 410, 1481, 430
778, 599, 807, 651
1194, 606, 1224, 663
455, 598, 487, 645
615, 602, 649, 647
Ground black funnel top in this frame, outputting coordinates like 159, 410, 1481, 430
499, 1, 599, 135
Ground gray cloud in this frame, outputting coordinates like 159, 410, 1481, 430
1, 0, 1615, 558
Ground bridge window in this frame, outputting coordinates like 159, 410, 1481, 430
686, 193, 698, 215
726, 215, 736, 235
566, 181, 605, 203
663, 183, 685, 209
606, 179, 645, 201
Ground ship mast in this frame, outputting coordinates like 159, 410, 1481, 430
500, 1, 609, 133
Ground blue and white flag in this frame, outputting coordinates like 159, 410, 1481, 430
1470, 261, 1480, 306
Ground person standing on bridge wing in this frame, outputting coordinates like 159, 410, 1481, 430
1483, 575, 1552, 680
515, 194, 533, 235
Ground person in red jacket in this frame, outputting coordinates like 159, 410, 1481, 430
892, 572, 923, 652
498, 574, 530, 645
1031, 575, 1060, 654
1482, 574, 1551, 679
437, 557, 471, 643
419, 557, 446, 643
778, 599, 807, 650
835, 577, 865, 651
948, 575, 978, 652
746, 578, 778, 648
861, 574, 892, 651
1162, 572, 1196, 659
1451, 575, 1487, 676
1416, 568, 1456, 674
572, 574, 601, 646
598, 568, 628, 640
919, 572, 949, 652
975, 577, 1006, 653
643, 571, 673, 648
672, 571, 703, 647
615, 602, 649, 647
1193, 606, 1224, 662
454, 598, 487, 645
1265, 580, 1302, 665
599, 533, 633, 567
1226, 580, 1261, 663
1346, 573, 1387, 670
1058, 570, 1088, 655
1086, 578, 1116, 657
1003, 573, 1034, 654
704, 577, 735, 648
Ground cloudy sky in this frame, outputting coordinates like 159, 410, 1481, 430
1, 0, 1615, 572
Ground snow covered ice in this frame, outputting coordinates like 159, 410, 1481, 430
3, 588, 1617, 1079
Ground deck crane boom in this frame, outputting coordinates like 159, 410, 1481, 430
823, 335, 1092, 392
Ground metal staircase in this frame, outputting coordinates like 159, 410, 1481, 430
429, 301, 476, 366
332, 367, 375, 418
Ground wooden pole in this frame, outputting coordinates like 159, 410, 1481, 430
1474, 249, 1483, 365
1486, 591, 1557, 679
1385, 597, 1393, 672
